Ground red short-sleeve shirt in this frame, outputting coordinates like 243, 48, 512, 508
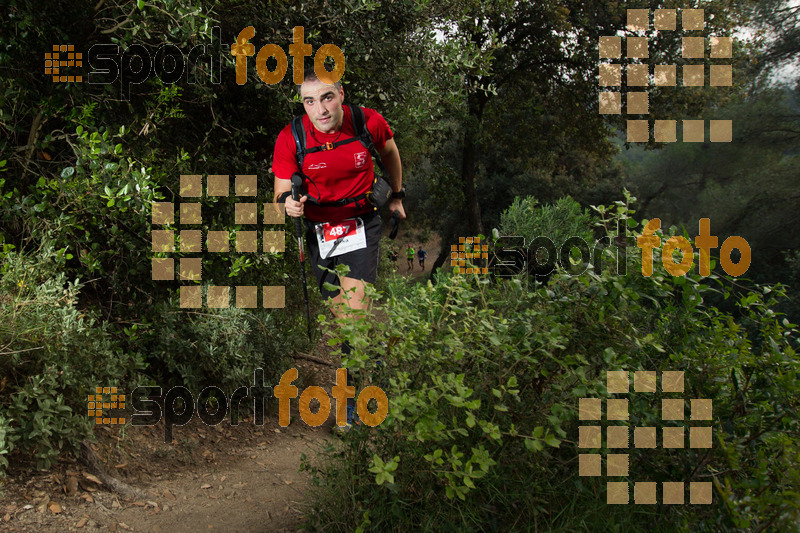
272, 106, 393, 223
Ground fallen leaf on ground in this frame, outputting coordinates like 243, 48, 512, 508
82, 473, 103, 485
48, 502, 62, 514
78, 480, 98, 492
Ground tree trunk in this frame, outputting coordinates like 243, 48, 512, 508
461, 127, 483, 236
429, 218, 457, 281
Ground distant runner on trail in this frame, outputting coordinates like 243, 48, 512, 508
418, 248, 427, 271
406, 244, 415, 271
272, 67, 406, 432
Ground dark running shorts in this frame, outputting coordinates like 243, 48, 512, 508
304, 212, 382, 299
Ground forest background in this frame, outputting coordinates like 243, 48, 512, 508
1, 0, 799, 531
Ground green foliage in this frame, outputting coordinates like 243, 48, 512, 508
303, 195, 800, 532
8, 122, 163, 294
0, 415, 12, 475
497, 195, 593, 248
0, 244, 143, 474
137, 300, 295, 393
5, 372, 92, 471
0, 7, 795, 529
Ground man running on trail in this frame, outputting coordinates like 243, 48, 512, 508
272, 67, 406, 430
406, 244, 415, 271
418, 248, 426, 271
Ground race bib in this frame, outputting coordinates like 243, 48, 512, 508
315, 218, 367, 259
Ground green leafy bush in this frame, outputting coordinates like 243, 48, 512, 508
0, 243, 143, 474
302, 195, 800, 532
0, 234, 303, 475
497, 195, 593, 248
0, 415, 12, 475
5, 372, 92, 470
136, 300, 296, 393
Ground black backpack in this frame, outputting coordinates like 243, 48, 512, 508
290, 104, 392, 209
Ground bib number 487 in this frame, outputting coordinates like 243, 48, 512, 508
324, 220, 357, 242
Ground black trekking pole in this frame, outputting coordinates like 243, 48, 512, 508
291, 173, 312, 342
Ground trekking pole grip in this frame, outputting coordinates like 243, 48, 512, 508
290, 173, 304, 228
290, 173, 305, 257
389, 210, 401, 240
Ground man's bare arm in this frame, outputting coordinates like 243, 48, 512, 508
273, 175, 292, 203
378, 138, 406, 219
378, 138, 402, 193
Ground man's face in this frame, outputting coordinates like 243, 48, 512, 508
300, 79, 345, 134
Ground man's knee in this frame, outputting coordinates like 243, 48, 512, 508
340, 276, 366, 300
329, 277, 369, 317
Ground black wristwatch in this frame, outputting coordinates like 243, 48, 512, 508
391, 187, 406, 199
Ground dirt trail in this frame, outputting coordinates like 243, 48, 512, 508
387, 229, 442, 281
1, 350, 341, 533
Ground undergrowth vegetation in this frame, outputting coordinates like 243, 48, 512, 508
0, 112, 309, 475
303, 194, 800, 532
0, 235, 303, 475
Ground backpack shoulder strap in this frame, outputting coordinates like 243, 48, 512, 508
290, 115, 307, 169
348, 104, 389, 178
348, 104, 374, 151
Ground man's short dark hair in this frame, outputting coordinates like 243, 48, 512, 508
296, 66, 342, 96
